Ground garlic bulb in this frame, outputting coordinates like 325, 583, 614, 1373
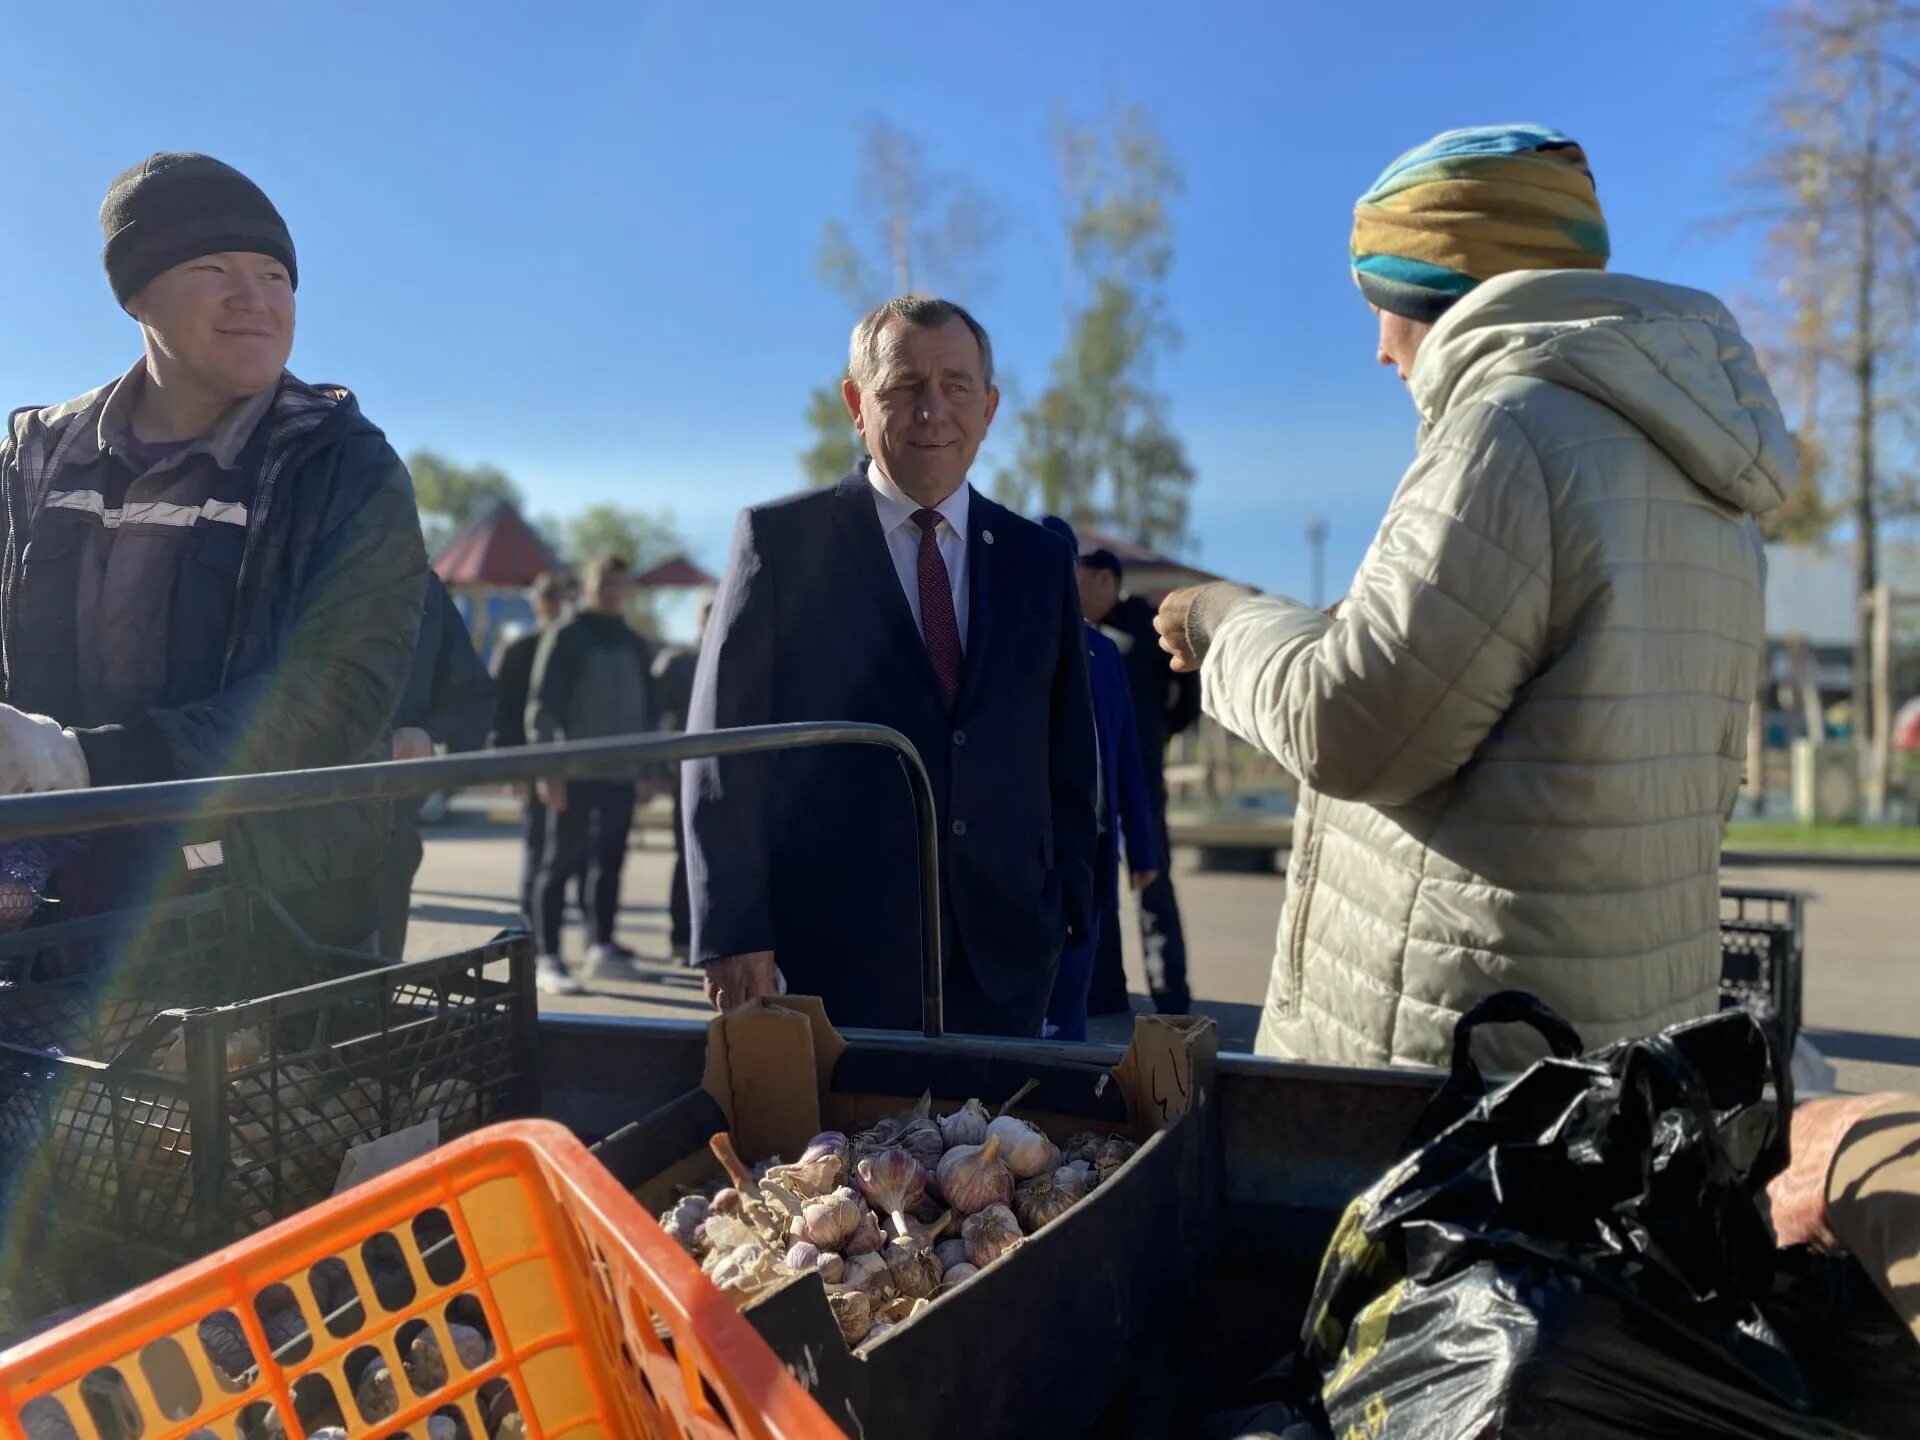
843, 1208, 884, 1256
937, 1098, 991, 1150
785, 1241, 822, 1273
902, 1207, 954, 1248
764, 1143, 847, 1199
1092, 1135, 1138, 1185
882, 1236, 942, 1299
791, 1187, 864, 1251
963, 1203, 1023, 1268
659, 1194, 709, 1253
941, 1261, 979, 1285
710, 1187, 744, 1215
985, 1115, 1060, 1180
1061, 1132, 1104, 1168
841, 1251, 892, 1296
827, 1286, 872, 1345
854, 1146, 927, 1237
705, 1239, 782, 1301
1013, 1165, 1089, 1233
857, 1319, 897, 1352
934, 1237, 970, 1272
817, 1252, 846, 1285
895, 1118, 946, 1174
934, 1134, 1015, 1216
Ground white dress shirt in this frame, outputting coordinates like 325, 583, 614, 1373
867, 462, 971, 648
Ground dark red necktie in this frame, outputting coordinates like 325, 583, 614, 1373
912, 509, 963, 707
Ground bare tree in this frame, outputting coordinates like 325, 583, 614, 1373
1745, 0, 1920, 737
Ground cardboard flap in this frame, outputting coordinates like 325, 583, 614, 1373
1115, 1014, 1217, 1137
699, 997, 848, 1162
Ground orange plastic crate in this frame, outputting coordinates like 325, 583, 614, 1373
0, 1120, 835, 1439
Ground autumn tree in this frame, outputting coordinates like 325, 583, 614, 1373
1744, 0, 1920, 729
996, 107, 1195, 552
405, 450, 522, 554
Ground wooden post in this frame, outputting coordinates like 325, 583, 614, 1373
1868, 583, 1894, 820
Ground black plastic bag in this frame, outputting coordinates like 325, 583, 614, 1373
1297, 992, 1899, 1438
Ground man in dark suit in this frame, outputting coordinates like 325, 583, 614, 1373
685, 296, 1098, 1035
488, 572, 574, 929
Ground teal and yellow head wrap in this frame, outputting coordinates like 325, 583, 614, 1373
1351, 124, 1610, 323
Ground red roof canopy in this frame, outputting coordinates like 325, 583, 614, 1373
431, 501, 559, 588
633, 555, 716, 589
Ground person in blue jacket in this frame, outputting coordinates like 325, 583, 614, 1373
1039, 517, 1160, 1040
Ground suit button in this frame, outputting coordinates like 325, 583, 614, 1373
951, 820, 968, 837
953, 730, 967, 747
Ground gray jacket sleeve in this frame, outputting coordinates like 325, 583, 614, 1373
1202, 403, 1553, 805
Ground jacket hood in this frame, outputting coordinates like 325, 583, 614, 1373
1410, 271, 1794, 515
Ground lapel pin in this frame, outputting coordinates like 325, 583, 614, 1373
983, 529, 995, 545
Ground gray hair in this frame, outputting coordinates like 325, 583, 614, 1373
847, 295, 995, 391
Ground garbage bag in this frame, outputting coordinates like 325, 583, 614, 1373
1298, 991, 1896, 1438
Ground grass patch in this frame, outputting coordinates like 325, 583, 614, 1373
1726, 821, 1920, 855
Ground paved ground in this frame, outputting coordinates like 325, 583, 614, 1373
409, 810, 1920, 1093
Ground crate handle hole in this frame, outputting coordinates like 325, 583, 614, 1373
251, 1281, 313, 1367
138, 1336, 202, 1422
344, 1343, 401, 1425
288, 1372, 346, 1437
476, 1377, 522, 1439
18, 1395, 80, 1439
195, 1309, 256, 1393
442, 1293, 496, 1372
362, 1230, 418, 1312
307, 1255, 367, 1338
412, 1205, 467, 1287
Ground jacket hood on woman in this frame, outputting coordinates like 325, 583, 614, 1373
1198, 269, 1792, 1069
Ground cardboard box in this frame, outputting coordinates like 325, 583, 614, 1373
593, 998, 1220, 1438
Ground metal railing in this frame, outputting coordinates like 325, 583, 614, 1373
0, 723, 949, 1037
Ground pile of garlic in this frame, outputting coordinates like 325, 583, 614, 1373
655, 1089, 1138, 1352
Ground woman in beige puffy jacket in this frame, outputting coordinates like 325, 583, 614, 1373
1157, 126, 1794, 1069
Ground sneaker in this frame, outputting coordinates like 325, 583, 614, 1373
583, 943, 645, 982
534, 954, 583, 996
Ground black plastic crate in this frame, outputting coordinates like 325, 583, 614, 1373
0, 885, 536, 1277
1718, 887, 1805, 1050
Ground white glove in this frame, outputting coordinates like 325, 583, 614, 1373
0, 705, 90, 794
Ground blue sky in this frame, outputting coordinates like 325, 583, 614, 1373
1, 0, 1774, 624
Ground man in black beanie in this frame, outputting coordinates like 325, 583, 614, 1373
0, 152, 427, 945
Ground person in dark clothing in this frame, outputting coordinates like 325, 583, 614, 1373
488, 572, 575, 928
376, 575, 495, 958
1038, 519, 1160, 1041
650, 594, 711, 963
0, 153, 426, 946
526, 555, 657, 994
1077, 549, 1200, 1015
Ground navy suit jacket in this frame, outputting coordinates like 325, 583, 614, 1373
685, 465, 1098, 1030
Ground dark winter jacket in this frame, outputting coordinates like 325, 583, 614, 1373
0, 372, 428, 908
1099, 593, 1201, 785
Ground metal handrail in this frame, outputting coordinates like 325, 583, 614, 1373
0, 723, 948, 1037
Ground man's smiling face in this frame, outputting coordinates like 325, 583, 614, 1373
843, 314, 999, 507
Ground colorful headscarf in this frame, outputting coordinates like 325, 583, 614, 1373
1351, 125, 1609, 323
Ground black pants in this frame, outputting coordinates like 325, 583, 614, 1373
1089, 789, 1190, 1014
943, 933, 1057, 1039
669, 775, 691, 951
533, 780, 635, 956
520, 790, 587, 928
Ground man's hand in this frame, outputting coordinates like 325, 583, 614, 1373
0, 705, 90, 794
1154, 587, 1204, 674
1131, 870, 1159, 891
703, 951, 779, 1011
391, 727, 434, 762
537, 778, 568, 811
1767, 1093, 1901, 1249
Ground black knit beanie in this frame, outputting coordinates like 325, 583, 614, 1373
100, 152, 297, 307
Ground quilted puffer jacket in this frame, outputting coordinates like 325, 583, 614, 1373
1198, 271, 1792, 1069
